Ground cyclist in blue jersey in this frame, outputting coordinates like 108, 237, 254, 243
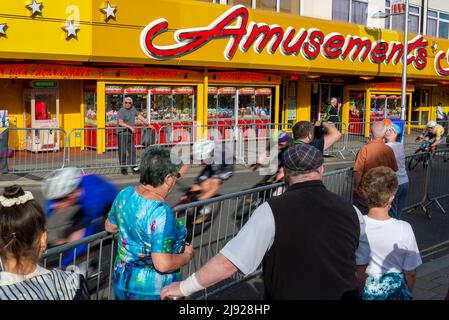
43, 167, 119, 268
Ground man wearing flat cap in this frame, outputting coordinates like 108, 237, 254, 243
161, 144, 361, 300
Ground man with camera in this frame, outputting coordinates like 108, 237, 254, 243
291, 120, 342, 153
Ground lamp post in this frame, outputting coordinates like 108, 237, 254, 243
372, 0, 409, 123
401, 0, 409, 123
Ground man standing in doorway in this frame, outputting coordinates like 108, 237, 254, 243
117, 97, 150, 175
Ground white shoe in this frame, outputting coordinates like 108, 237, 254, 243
194, 206, 212, 224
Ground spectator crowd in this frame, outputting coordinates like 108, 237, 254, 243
1, 111, 447, 301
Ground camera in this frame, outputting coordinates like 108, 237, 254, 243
314, 123, 327, 139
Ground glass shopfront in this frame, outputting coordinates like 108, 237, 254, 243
99, 84, 197, 126
370, 94, 403, 122
207, 86, 272, 122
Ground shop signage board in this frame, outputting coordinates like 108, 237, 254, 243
238, 87, 255, 95
151, 87, 172, 94
105, 85, 123, 94
172, 87, 195, 94
218, 87, 236, 95
4, 2, 449, 79
208, 87, 218, 95
138, 4, 449, 78
31, 80, 58, 88
0, 65, 203, 81
125, 86, 148, 94
255, 88, 272, 95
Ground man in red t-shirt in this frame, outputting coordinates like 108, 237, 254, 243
353, 121, 398, 215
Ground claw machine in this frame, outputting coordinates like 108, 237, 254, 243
23, 85, 60, 152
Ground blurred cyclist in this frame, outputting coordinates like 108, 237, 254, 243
416, 121, 445, 152
43, 167, 119, 267
251, 130, 292, 183
180, 140, 234, 224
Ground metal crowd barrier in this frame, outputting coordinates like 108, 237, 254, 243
6, 127, 67, 174
66, 126, 153, 173
3, 123, 291, 175
39, 167, 353, 300
42, 231, 115, 300
338, 120, 446, 159
323, 122, 347, 159
417, 148, 449, 218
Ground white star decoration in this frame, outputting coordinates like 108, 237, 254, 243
0, 24, 7, 37
100, 1, 117, 21
27, 0, 43, 17
63, 20, 80, 40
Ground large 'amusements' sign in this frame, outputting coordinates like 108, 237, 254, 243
140, 5, 449, 77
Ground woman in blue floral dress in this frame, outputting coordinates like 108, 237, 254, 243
105, 147, 194, 300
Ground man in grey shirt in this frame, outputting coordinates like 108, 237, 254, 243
117, 97, 150, 175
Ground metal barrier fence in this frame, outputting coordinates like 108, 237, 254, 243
418, 148, 449, 217
323, 122, 347, 159
66, 126, 150, 173
5, 121, 448, 174
342, 120, 448, 158
39, 167, 352, 300
4, 123, 292, 174
6, 128, 67, 174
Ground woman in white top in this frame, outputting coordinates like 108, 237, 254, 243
384, 121, 409, 219
356, 167, 422, 300
0, 185, 88, 300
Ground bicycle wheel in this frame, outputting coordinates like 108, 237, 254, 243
443, 151, 449, 162
185, 206, 214, 241
407, 155, 420, 171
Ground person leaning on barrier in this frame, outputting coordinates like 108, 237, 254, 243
105, 146, 194, 300
355, 167, 422, 300
160, 143, 361, 300
117, 96, 152, 175
291, 120, 342, 153
0, 185, 89, 300
353, 121, 398, 215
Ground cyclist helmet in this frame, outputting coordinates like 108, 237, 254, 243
43, 167, 82, 200
427, 121, 437, 128
272, 131, 292, 144
192, 140, 215, 161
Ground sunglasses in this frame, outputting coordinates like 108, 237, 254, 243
124, 101, 132, 105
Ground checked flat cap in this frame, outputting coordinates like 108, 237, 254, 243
282, 143, 324, 172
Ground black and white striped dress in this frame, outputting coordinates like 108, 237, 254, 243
0, 268, 89, 300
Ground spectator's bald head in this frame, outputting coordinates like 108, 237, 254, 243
371, 121, 387, 139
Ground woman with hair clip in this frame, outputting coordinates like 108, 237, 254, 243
0, 185, 89, 300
